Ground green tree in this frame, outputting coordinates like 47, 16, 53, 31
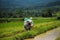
42, 8, 52, 17
57, 11, 60, 19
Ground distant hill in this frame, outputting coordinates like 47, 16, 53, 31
46, 1, 60, 7
0, 0, 60, 18
0, 0, 60, 12
0, 0, 60, 8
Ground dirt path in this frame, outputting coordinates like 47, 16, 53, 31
25, 27, 60, 40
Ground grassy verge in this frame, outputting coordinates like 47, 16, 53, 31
55, 37, 60, 40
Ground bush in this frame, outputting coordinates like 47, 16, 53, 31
57, 17, 60, 20
57, 11, 60, 20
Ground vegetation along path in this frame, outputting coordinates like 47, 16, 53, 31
25, 27, 60, 40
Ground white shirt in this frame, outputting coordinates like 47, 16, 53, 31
24, 19, 33, 26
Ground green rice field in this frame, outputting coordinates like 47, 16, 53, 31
0, 17, 60, 40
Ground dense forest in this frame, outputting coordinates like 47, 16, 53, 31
0, 6, 60, 18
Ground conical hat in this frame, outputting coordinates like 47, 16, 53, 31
24, 18, 28, 21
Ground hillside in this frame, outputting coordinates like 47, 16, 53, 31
0, 0, 60, 9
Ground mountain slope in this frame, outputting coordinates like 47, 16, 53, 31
0, 0, 60, 8
46, 1, 60, 7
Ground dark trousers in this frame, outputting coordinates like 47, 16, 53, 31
24, 25, 31, 30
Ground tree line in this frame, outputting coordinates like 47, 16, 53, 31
0, 8, 60, 18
